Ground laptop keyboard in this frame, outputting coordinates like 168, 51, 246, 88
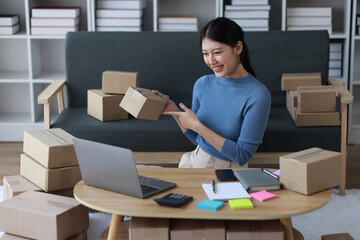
141, 184, 159, 195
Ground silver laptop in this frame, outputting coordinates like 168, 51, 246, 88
73, 138, 176, 198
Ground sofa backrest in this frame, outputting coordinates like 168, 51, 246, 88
65, 31, 329, 108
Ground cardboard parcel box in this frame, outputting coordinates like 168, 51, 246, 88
20, 154, 82, 192
23, 128, 78, 169
120, 87, 167, 121
0, 191, 89, 240
295, 111, 339, 127
170, 219, 226, 240
226, 220, 284, 240
281, 72, 322, 91
297, 86, 337, 113
87, 89, 129, 122
280, 148, 341, 195
0, 231, 87, 240
102, 70, 140, 94
286, 90, 297, 120
129, 217, 169, 240
3, 175, 41, 200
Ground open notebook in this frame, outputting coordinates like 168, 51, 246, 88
202, 182, 251, 201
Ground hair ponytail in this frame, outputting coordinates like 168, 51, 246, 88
200, 17, 256, 77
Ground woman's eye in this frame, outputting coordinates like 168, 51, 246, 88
215, 51, 221, 55
203, 53, 208, 56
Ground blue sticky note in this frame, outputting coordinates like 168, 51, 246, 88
197, 199, 225, 211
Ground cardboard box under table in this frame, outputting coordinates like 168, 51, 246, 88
280, 147, 341, 195
23, 128, 78, 169
102, 70, 140, 94
87, 89, 129, 121
129, 217, 169, 240
0, 191, 89, 240
0, 231, 87, 240
170, 219, 226, 240
281, 72, 322, 91
297, 86, 337, 113
120, 87, 167, 121
226, 220, 284, 240
20, 153, 82, 192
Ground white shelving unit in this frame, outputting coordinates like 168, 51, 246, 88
348, 0, 360, 144
0, 0, 357, 142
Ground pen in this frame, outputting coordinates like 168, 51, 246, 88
212, 179, 216, 193
261, 168, 279, 180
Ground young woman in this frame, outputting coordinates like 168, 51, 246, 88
153, 17, 271, 168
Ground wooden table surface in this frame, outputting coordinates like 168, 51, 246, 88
74, 168, 332, 220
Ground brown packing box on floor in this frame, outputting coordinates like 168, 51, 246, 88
120, 87, 167, 121
280, 147, 342, 195
102, 70, 140, 94
87, 89, 129, 122
3, 175, 41, 200
286, 90, 297, 120
321, 233, 354, 240
0, 231, 87, 240
297, 86, 337, 113
20, 153, 82, 192
23, 128, 78, 169
295, 110, 339, 126
0, 191, 89, 240
281, 72, 322, 91
129, 217, 169, 240
226, 220, 284, 240
170, 219, 226, 240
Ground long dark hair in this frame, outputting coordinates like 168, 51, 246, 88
200, 17, 256, 77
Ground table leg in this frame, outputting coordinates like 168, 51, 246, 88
281, 218, 294, 240
107, 214, 123, 240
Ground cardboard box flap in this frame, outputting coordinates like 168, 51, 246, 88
135, 87, 167, 102
25, 129, 73, 147
281, 148, 341, 164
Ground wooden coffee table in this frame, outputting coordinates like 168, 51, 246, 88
74, 168, 332, 240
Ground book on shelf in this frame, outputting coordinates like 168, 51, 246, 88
31, 7, 81, 18
225, 4, 271, 11
225, 10, 269, 19
329, 60, 342, 68
96, 9, 143, 18
242, 26, 269, 31
287, 25, 332, 34
158, 16, 198, 24
286, 16, 332, 26
286, 7, 332, 17
329, 69, 342, 77
31, 17, 80, 27
232, 19, 269, 27
202, 182, 251, 201
330, 42, 342, 52
0, 24, 20, 35
96, 18, 142, 27
329, 51, 342, 60
234, 169, 281, 192
31, 25, 79, 35
0, 15, 19, 26
232, 0, 268, 5
96, 26, 142, 32
97, 0, 147, 10
158, 23, 198, 31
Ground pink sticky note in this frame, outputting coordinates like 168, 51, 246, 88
250, 190, 278, 202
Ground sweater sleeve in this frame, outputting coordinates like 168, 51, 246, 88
221, 88, 271, 166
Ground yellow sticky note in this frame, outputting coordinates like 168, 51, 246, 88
228, 199, 253, 210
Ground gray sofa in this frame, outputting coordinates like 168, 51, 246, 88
39, 30, 344, 153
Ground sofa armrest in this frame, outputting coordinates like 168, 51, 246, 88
37, 79, 66, 129
329, 79, 354, 104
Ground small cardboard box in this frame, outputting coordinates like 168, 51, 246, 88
280, 148, 342, 195
226, 220, 284, 240
120, 87, 167, 121
23, 128, 78, 169
0, 231, 87, 240
129, 217, 169, 240
297, 86, 337, 113
170, 219, 225, 240
87, 89, 129, 122
295, 110, 339, 126
102, 70, 140, 94
281, 72, 322, 91
286, 90, 297, 120
20, 153, 82, 192
3, 175, 41, 200
321, 233, 354, 240
0, 191, 89, 240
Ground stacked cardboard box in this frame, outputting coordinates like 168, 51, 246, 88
20, 128, 82, 192
88, 70, 167, 121
282, 72, 339, 126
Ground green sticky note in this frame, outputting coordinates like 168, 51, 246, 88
228, 198, 253, 210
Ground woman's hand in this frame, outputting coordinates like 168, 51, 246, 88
152, 90, 180, 113
165, 103, 201, 132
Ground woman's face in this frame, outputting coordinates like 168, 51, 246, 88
202, 37, 243, 78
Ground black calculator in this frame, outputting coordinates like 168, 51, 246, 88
154, 193, 193, 207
